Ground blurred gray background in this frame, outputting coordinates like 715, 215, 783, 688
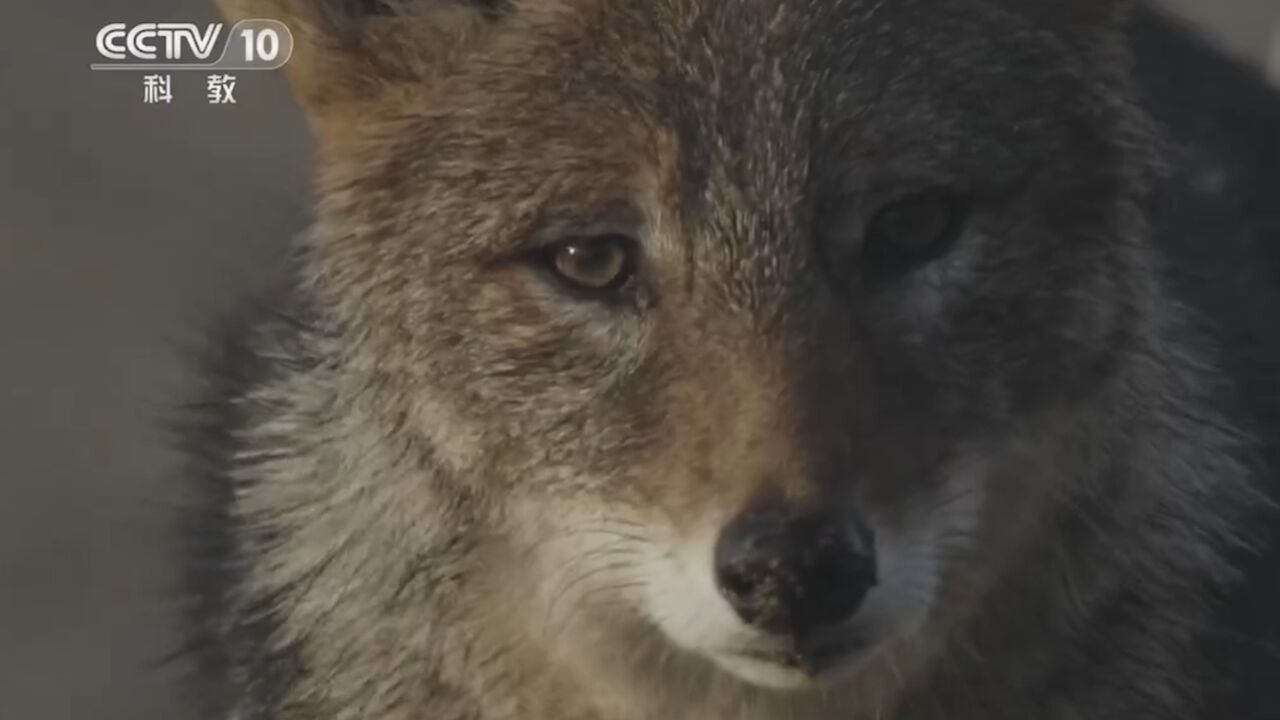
1, 2, 1277, 719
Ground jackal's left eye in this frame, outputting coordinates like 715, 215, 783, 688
545, 235, 636, 294
863, 189, 968, 273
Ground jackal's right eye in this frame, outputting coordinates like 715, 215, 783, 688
542, 235, 637, 296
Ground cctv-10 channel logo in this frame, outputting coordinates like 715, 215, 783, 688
93, 19, 294, 105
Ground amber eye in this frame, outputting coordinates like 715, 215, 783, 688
547, 235, 636, 293
863, 190, 968, 271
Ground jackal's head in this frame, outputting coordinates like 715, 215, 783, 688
227, 0, 1149, 693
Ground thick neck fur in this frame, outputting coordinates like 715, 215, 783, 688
219, 269, 1256, 720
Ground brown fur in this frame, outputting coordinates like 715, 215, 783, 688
192, 2, 1266, 719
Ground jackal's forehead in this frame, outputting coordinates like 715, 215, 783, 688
373, 0, 1104, 237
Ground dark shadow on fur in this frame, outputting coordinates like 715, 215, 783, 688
1131, 7, 1280, 717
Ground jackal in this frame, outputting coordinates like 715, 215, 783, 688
183, 1, 1280, 718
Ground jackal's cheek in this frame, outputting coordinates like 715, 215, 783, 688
864, 456, 990, 629
853, 522, 942, 644
638, 524, 758, 653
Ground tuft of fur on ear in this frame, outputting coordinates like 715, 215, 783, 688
216, 0, 506, 113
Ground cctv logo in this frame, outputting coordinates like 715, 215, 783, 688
91, 19, 292, 72
96, 23, 224, 63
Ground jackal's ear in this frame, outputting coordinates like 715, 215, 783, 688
216, 0, 503, 113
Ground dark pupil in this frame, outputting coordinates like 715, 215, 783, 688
558, 240, 625, 288
865, 192, 958, 267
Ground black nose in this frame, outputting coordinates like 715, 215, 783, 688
714, 508, 876, 635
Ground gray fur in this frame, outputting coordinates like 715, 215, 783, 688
190, 1, 1271, 718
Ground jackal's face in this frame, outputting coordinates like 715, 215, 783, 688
233, 0, 1144, 691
